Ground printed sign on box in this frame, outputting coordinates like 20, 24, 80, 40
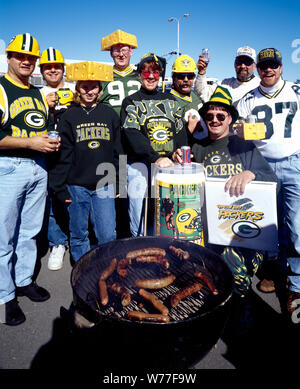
205, 178, 278, 251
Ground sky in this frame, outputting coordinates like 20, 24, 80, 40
1, 0, 300, 82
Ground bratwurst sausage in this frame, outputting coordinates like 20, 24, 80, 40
135, 255, 170, 269
194, 272, 218, 295
138, 288, 169, 315
108, 282, 131, 306
135, 274, 176, 289
169, 245, 190, 261
128, 310, 170, 323
100, 258, 117, 280
170, 282, 203, 307
126, 248, 166, 260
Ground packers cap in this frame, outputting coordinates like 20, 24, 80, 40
257, 48, 282, 65
137, 53, 166, 74
236, 46, 256, 62
199, 86, 239, 123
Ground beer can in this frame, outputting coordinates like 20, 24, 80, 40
181, 146, 191, 164
202, 48, 210, 63
48, 131, 59, 140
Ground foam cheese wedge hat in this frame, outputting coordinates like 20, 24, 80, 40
65, 61, 114, 82
101, 29, 138, 51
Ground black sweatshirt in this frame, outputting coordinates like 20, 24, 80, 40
190, 134, 279, 185
49, 103, 123, 202
120, 87, 188, 164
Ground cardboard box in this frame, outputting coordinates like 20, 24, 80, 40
205, 178, 278, 251
243, 122, 265, 140
101, 29, 138, 51
65, 61, 114, 82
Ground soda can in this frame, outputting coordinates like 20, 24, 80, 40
48, 131, 59, 140
202, 48, 210, 63
247, 115, 257, 123
181, 146, 191, 164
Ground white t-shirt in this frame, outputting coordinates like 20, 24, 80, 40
194, 73, 260, 106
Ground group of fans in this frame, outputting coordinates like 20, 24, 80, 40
0, 30, 299, 339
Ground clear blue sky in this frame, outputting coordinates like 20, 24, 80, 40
1, 0, 300, 81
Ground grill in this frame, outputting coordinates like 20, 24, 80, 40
70, 236, 234, 368
71, 236, 233, 327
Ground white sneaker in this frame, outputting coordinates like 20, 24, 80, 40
48, 245, 66, 271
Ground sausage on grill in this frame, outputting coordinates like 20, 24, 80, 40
126, 248, 166, 260
138, 288, 169, 315
169, 245, 190, 261
170, 282, 203, 307
108, 282, 131, 306
194, 272, 218, 295
135, 274, 176, 289
128, 310, 170, 323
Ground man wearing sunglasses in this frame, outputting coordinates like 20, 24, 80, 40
170, 55, 205, 138
195, 46, 260, 105
237, 48, 300, 319
173, 86, 278, 337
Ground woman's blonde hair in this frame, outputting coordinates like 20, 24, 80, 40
73, 81, 103, 105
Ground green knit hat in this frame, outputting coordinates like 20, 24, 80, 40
199, 86, 239, 123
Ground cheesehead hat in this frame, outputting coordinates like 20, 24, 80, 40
199, 86, 239, 123
101, 29, 138, 51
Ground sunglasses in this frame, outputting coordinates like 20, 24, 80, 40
205, 113, 228, 122
141, 70, 161, 79
257, 61, 280, 70
235, 58, 254, 66
176, 73, 195, 80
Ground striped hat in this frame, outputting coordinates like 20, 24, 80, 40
199, 86, 239, 123
39, 47, 65, 67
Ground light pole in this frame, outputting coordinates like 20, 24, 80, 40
168, 13, 190, 57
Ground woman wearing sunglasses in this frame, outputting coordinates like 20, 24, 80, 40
120, 53, 188, 236
173, 86, 278, 334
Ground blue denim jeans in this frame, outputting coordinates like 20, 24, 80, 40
127, 162, 149, 237
47, 196, 68, 247
266, 153, 300, 292
67, 184, 116, 262
0, 156, 48, 304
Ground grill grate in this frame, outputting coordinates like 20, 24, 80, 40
71, 237, 233, 325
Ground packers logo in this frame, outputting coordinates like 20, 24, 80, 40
149, 127, 170, 145
88, 140, 100, 149
232, 221, 261, 239
24, 111, 46, 129
210, 155, 221, 163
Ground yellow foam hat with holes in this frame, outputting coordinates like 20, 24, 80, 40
101, 29, 138, 51
65, 61, 114, 82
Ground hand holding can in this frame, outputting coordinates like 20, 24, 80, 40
202, 48, 210, 63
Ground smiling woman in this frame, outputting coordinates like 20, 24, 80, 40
120, 52, 188, 237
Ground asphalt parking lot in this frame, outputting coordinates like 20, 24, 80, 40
1, 241, 299, 381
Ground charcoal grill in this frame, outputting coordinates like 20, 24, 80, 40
70, 236, 234, 368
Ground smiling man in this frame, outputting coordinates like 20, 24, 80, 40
237, 48, 300, 318
195, 46, 260, 105
40, 47, 74, 271
0, 33, 59, 326
173, 86, 278, 337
